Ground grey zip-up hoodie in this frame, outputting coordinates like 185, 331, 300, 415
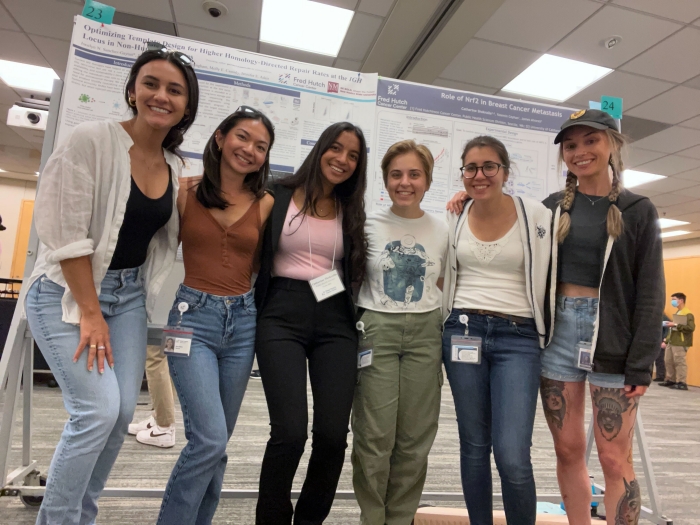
543, 188, 665, 386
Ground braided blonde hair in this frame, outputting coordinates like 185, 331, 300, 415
557, 128, 627, 243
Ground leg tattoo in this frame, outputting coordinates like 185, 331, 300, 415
541, 378, 567, 430
615, 478, 641, 525
592, 388, 632, 441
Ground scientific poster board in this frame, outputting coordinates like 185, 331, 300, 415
57, 16, 378, 178
370, 78, 574, 214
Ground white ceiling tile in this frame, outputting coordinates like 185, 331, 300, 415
475, 0, 600, 53
635, 155, 700, 176
625, 146, 666, 168
612, 0, 700, 23
673, 211, 700, 224
630, 186, 661, 198
631, 126, 700, 154
550, 5, 681, 69
333, 58, 362, 71
658, 198, 700, 215
0, 3, 20, 31
440, 39, 539, 89
674, 167, 700, 182
433, 78, 498, 95
625, 86, 700, 125
0, 124, 36, 153
0, 29, 50, 68
674, 185, 700, 199
358, 0, 395, 17
677, 115, 700, 130
27, 35, 71, 74
676, 144, 700, 160
2, 0, 78, 40
621, 27, 700, 83
638, 176, 699, 193
171, 0, 261, 39
650, 192, 696, 207
0, 83, 20, 106
258, 42, 335, 67
106, 0, 173, 21
567, 71, 673, 110
312, 0, 358, 9
338, 12, 382, 61
177, 25, 257, 52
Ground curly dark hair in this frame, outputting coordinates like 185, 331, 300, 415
279, 122, 368, 284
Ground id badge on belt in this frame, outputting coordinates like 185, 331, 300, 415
309, 269, 345, 302
451, 314, 482, 364
576, 341, 592, 371
356, 321, 373, 369
162, 302, 194, 357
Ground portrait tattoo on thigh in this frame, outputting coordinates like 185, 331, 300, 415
593, 388, 632, 441
615, 478, 641, 525
541, 378, 567, 430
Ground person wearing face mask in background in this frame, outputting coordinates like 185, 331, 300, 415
156, 106, 276, 524
352, 140, 448, 525
659, 292, 694, 391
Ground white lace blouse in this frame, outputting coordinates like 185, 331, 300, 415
453, 202, 532, 317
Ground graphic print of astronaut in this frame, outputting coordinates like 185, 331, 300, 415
377, 234, 435, 308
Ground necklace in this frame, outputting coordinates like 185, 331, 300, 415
128, 120, 163, 172
580, 192, 607, 206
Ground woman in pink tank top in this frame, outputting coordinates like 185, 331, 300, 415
156, 107, 276, 525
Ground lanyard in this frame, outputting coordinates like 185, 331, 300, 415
307, 198, 339, 277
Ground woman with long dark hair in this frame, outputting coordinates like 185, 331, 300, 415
156, 106, 275, 524
25, 42, 198, 524
254, 121, 368, 524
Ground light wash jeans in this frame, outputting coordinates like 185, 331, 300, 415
26, 269, 147, 525
442, 310, 541, 525
157, 284, 256, 525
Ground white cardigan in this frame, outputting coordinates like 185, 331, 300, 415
27, 120, 181, 325
442, 195, 552, 348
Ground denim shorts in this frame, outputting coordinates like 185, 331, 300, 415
541, 295, 625, 388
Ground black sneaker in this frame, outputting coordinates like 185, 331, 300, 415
250, 369, 262, 380
671, 382, 688, 390
652, 377, 664, 382
658, 381, 676, 387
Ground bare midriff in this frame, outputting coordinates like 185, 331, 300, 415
558, 282, 599, 298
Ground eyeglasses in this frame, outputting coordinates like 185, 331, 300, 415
146, 41, 195, 68
235, 105, 262, 116
460, 162, 504, 179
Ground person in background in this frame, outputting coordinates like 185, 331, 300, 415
443, 135, 551, 525
653, 314, 671, 382
0, 215, 6, 262
352, 140, 448, 525
660, 292, 694, 391
156, 106, 275, 524
254, 122, 368, 525
24, 42, 198, 525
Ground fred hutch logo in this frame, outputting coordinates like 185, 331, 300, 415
327, 81, 339, 93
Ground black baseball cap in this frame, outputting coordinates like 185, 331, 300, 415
554, 109, 619, 144
0, 216, 5, 231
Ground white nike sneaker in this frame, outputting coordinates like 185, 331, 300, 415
128, 414, 156, 435
136, 424, 176, 448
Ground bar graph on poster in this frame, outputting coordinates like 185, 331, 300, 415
372, 79, 574, 215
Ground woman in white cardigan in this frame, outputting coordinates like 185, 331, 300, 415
25, 44, 198, 525
442, 135, 551, 525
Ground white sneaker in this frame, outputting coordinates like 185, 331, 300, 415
136, 424, 176, 448
128, 414, 156, 436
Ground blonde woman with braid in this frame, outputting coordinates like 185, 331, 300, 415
540, 110, 664, 525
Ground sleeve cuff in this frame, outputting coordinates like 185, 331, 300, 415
45, 239, 95, 264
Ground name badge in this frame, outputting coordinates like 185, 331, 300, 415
309, 269, 345, 302
451, 335, 482, 364
162, 327, 193, 357
576, 341, 592, 371
358, 336, 374, 369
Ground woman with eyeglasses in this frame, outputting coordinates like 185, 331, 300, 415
25, 43, 198, 524
156, 105, 275, 524
254, 122, 368, 524
441, 136, 551, 524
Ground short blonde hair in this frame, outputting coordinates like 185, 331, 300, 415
380, 140, 434, 189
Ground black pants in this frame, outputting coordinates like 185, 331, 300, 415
654, 344, 666, 379
255, 278, 358, 525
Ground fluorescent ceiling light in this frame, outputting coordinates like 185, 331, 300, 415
502, 54, 612, 102
0, 168, 5, 172
261, 0, 354, 56
0, 60, 59, 93
658, 218, 690, 229
35, 171, 40, 175
623, 170, 666, 188
660, 230, 691, 239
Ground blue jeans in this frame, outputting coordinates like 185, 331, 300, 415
26, 269, 147, 525
157, 285, 256, 525
442, 310, 541, 525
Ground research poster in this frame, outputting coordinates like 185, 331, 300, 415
371, 78, 573, 215
58, 16, 378, 178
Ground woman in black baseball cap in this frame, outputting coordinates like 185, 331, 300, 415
540, 109, 665, 523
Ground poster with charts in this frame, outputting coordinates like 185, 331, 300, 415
371, 78, 574, 215
57, 16, 377, 179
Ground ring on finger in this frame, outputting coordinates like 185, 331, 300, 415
97, 345, 106, 350
89, 344, 97, 349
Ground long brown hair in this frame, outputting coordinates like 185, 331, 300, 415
557, 128, 626, 243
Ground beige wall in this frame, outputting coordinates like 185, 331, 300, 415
0, 176, 37, 279
663, 238, 700, 260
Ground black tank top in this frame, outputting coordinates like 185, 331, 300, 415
109, 174, 173, 270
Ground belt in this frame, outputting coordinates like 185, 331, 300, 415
462, 309, 530, 325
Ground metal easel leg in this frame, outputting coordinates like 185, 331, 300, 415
0, 324, 26, 489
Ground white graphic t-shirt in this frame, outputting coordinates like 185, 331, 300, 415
357, 208, 448, 313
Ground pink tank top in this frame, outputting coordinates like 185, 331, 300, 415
272, 199, 344, 281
